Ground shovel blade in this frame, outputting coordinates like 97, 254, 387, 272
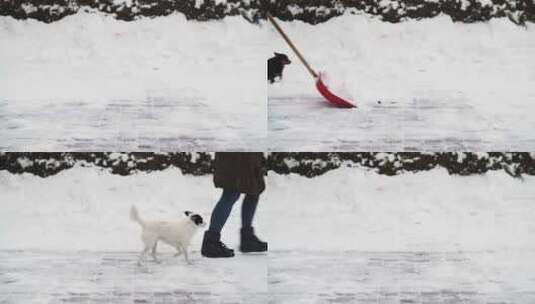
315, 75, 356, 108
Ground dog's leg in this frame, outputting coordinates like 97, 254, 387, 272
151, 241, 160, 263
180, 245, 192, 265
138, 246, 150, 266
174, 246, 183, 257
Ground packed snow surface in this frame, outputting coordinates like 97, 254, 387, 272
1, 167, 534, 302
0, 13, 267, 151
2, 12, 534, 151
267, 15, 535, 150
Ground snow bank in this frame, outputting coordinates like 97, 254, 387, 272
0, 13, 267, 150
0, 12, 266, 108
265, 167, 535, 252
269, 14, 535, 114
1, 166, 533, 253
0, 167, 222, 251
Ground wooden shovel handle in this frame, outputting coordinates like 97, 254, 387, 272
267, 13, 318, 79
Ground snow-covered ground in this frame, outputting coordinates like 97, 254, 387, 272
1, 166, 534, 302
3, 12, 534, 151
1, 251, 269, 304
0, 13, 267, 151
269, 250, 535, 303
268, 15, 535, 151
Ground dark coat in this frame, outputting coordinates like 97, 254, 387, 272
213, 152, 266, 195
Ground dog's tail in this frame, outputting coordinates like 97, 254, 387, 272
130, 206, 145, 228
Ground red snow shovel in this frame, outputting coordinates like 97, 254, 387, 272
267, 14, 356, 108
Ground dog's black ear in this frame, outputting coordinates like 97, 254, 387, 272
184, 211, 192, 216
274, 52, 281, 56
191, 214, 204, 225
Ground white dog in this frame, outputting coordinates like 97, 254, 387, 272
130, 206, 206, 265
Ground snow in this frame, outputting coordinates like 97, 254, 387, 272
2, 166, 533, 252
287, 5, 304, 16
267, 15, 535, 150
1, 251, 269, 303
0, 13, 267, 151
112, 0, 133, 7
1, 167, 535, 301
16, 157, 33, 169
20, 4, 38, 14
2, 12, 535, 151
460, 0, 471, 10
318, 71, 355, 103
194, 0, 203, 9
267, 167, 535, 252
269, 250, 535, 303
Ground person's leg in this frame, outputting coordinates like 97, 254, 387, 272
202, 189, 241, 258
240, 194, 267, 253
208, 189, 241, 234
241, 194, 259, 228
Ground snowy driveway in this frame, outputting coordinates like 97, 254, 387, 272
267, 16, 535, 151
0, 94, 266, 151
0, 14, 267, 151
269, 250, 535, 303
0, 251, 269, 304
2, 250, 534, 303
268, 94, 535, 151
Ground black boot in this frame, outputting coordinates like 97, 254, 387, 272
240, 227, 268, 253
201, 231, 234, 258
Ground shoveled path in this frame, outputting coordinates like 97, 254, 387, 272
2, 250, 534, 303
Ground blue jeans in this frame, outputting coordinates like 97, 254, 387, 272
208, 189, 259, 234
